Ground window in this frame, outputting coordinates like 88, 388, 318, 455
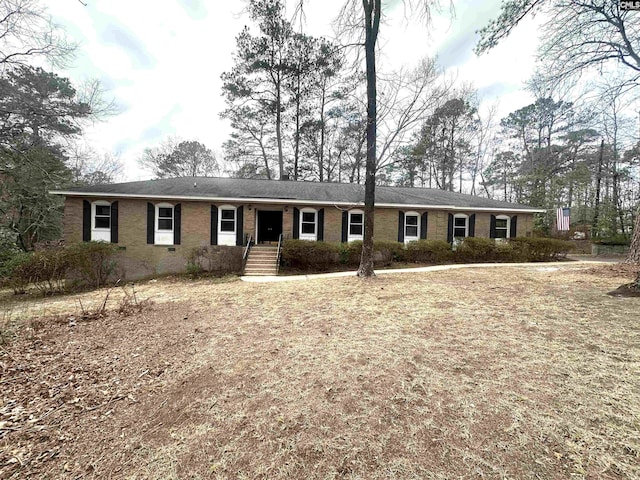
91, 201, 111, 242
453, 214, 468, 238
217, 205, 237, 246
157, 207, 173, 231
495, 215, 510, 239
405, 212, 419, 241
300, 208, 317, 240
155, 203, 174, 245
220, 208, 236, 232
94, 204, 110, 229
348, 210, 364, 241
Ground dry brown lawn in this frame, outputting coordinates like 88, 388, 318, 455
1, 263, 639, 479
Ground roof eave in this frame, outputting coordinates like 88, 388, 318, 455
49, 190, 545, 213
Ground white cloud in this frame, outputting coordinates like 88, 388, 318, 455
43, 0, 541, 180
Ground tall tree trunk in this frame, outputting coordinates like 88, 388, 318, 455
259, 141, 272, 180
293, 72, 301, 181
626, 210, 640, 264
592, 140, 604, 237
357, 0, 380, 278
275, 74, 285, 179
319, 79, 326, 182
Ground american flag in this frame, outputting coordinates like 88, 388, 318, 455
556, 207, 570, 231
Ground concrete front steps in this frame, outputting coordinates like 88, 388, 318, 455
244, 245, 279, 276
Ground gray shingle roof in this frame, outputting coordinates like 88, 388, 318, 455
53, 176, 542, 212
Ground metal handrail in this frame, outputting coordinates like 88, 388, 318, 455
275, 233, 283, 274
243, 234, 253, 262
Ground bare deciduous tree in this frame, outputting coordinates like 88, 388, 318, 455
0, 0, 76, 68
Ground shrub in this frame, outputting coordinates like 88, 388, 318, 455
510, 237, 574, 261
454, 237, 497, 263
493, 241, 521, 262
338, 241, 361, 265
592, 235, 631, 246
405, 240, 452, 263
373, 241, 406, 265
2, 252, 33, 294
12, 248, 70, 294
66, 242, 119, 289
282, 240, 339, 271
0, 235, 21, 283
336, 241, 406, 267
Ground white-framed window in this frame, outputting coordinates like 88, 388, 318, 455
453, 214, 469, 239
495, 215, 510, 240
155, 203, 174, 245
348, 209, 364, 242
218, 205, 237, 246
404, 211, 420, 243
300, 208, 317, 241
91, 200, 111, 242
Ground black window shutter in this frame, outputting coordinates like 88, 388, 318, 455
293, 207, 300, 239
146, 203, 154, 244
82, 200, 91, 242
317, 208, 324, 241
469, 214, 476, 237
420, 212, 428, 239
236, 206, 244, 246
447, 213, 453, 243
210, 205, 218, 245
173, 203, 181, 245
490, 214, 497, 239
341, 211, 348, 243
510, 215, 518, 238
110, 201, 119, 243
397, 211, 405, 243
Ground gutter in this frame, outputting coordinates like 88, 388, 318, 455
49, 190, 546, 214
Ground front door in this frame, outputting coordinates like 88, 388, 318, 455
257, 210, 283, 243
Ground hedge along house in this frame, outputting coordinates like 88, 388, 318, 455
51, 177, 544, 279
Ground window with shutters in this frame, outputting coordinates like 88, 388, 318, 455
453, 214, 468, 238
218, 205, 237, 246
300, 208, 317, 241
404, 212, 419, 242
155, 203, 174, 245
348, 210, 364, 242
495, 215, 510, 240
220, 208, 236, 232
92, 201, 111, 242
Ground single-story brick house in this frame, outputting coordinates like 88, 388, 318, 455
51, 177, 544, 278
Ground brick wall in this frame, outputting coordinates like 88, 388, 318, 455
63, 196, 536, 278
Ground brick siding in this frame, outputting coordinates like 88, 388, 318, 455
63, 197, 536, 278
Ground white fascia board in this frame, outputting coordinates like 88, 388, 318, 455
49, 191, 544, 213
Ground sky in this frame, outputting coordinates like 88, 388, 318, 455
43, 0, 543, 180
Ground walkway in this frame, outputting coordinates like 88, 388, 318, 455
240, 258, 618, 283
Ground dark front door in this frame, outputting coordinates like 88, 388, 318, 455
258, 210, 283, 243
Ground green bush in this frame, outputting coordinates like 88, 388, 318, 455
493, 241, 521, 262
66, 242, 119, 289
337, 241, 360, 265
336, 241, 406, 267
282, 240, 339, 270
592, 235, 631, 246
455, 237, 497, 263
2, 252, 33, 294
405, 240, 452, 263
510, 237, 574, 261
0, 235, 21, 282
